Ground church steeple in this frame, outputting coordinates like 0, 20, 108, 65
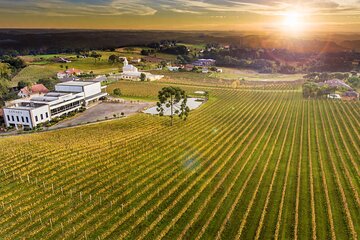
123, 57, 128, 66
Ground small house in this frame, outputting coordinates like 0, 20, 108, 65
18, 84, 49, 98
65, 68, 82, 75
57, 68, 82, 79
184, 64, 195, 71
131, 58, 141, 63
193, 59, 216, 67
202, 68, 209, 74
167, 66, 180, 72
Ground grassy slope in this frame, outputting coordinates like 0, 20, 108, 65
12, 51, 178, 86
10, 65, 58, 87
0, 79, 358, 239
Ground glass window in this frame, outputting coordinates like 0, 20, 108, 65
26, 117, 29, 123
40, 114, 43, 120
7, 115, 10, 121
35, 116, 38, 122
11, 116, 14, 121
46, 112, 49, 118
16, 116, 19, 122
21, 116, 24, 122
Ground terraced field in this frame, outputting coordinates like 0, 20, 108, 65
0, 83, 359, 239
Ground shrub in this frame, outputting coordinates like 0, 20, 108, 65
113, 88, 122, 96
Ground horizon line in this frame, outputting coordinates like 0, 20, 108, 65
0, 27, 359, 35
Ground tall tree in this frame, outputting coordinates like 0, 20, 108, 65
108, 54, 118, 65
157, 86, 190, 126
140, 73, 147, 81
17, 80, 30, 89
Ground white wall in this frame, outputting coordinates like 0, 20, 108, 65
55, 85, 83, 93
83, 82, 101, 98
31, 105, 51, 126
4, 108, 32, 128
4, 104, 51, 128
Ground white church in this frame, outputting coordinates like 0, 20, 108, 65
120, 57, 164, 81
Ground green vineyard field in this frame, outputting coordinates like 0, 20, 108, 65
0, 85, 359, 239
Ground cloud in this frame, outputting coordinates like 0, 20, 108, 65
0, 0, 359, 18
0, 0, 157, 16
156, 0, 360, 16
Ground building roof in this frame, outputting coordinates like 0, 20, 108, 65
30, 92, 84, 107
123, 64, 138, 72
19, 84, 49, 95
56, 81, 96, 87
19, 87, 31, 95
5, 101, 48, 110
319, 79, 352, 90
65, 68, 82, 74
197, 58, 216, 62
30, 84, 49, 94
59, 76, 80, 82
343, 91, 359, 97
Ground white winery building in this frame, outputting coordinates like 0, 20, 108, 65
3, 81, 107, 129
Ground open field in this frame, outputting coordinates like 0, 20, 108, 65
159, 69, 304, 89
25, 52, 123, 74
0, 80, 359, 239
210, 67, 304, 81
106, 81, 213, 101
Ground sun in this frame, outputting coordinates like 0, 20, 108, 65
284, 12, 301, 27
281, 11, 305, 34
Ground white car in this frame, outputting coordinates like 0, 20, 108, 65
327, 94, 341, 99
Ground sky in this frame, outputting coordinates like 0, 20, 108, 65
1, 0, 360, 32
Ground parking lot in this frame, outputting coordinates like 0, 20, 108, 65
49, 101, 153, 129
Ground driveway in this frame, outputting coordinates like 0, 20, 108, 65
49, 101, 153, 129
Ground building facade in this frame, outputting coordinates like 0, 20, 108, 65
4, 81, 107, 129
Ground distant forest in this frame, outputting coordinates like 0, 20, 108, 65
1, 29, 360, 55
0, 30, 211, 55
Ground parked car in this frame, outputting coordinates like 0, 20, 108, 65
327, 94, 341, 99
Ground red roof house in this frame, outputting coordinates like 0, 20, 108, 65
18, 84, 49, 98
65, 68, 82, 75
